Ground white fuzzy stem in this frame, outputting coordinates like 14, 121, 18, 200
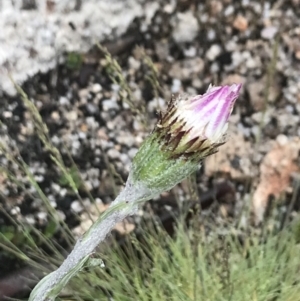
29, 179, 150, 301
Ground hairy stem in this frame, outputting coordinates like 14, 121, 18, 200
29, 179, 150, 301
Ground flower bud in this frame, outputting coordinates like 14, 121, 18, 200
128, 84, 242, 198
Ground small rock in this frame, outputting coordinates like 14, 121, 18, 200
78, 89, 89, 102
231, 51, 243, 67
86, 102, 99, 115
295, 50, 300, 60
91, 179, 100, 188
128, 148, 138, 158
207, 29, 216, 41
222, 74, 246, 86
51, 111, 60, 121
102, 99, 119, 111
192, 78, 202, 89
133, 119, 143, 131
173, 11, 199, 43
86, 117, 99, 129
34, 175, 44, 183
3, 111, 12, 118
72, 140, 81, 150
25, 215, 35, 225
116, 132, 136, 147
210, 62, 219, 73
97, 128, 109, 140
92, 83, 102, 94
51, 136, 60, 146
233, 15, 248, 32
210, 1, 223, 15
171, 79, 182, 94
78, 131, 87, 140
51, 183, 61, 193
184, 46, 196, 58
59, 188, 68, 198
276, 134, 288, 146
242, 0, 250, 5
59, 96, 70, 106
66, 111, 78, 121
107, 148, 120, 160
57, 210, 66, 221
224, 5, 234, 16
128, 56, 141, 70
10, 206, 20, 215
169, 58, 204, 80
147, 97, 166, 112
206, 44, 222, 61
71, 200, 83, 213
155, 40, 169, 60
37, 211, 47, 223
163, 3, 175, 14
246, 56, 260, 69
247, 81, 266, 111
261, 26, 278, 40
251, 111, 271, 124
119, 153, 130, 165
80, 123, 88, 133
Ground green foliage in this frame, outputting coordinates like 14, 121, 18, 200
66, 52, 83, 70
292, 218, 300, 243
0, 225, 15, 241
58, 165, 83, 190
70, 222, 300, 301
44, 219, 58, 239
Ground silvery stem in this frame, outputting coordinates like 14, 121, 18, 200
29, 178, 150, 301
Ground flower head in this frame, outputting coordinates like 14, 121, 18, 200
156, 83, 242, 160
129, 83, 242, 198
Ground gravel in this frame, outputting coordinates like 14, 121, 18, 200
0, 0, 300, 278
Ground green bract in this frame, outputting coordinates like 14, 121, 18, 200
130, 133, 199, 195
